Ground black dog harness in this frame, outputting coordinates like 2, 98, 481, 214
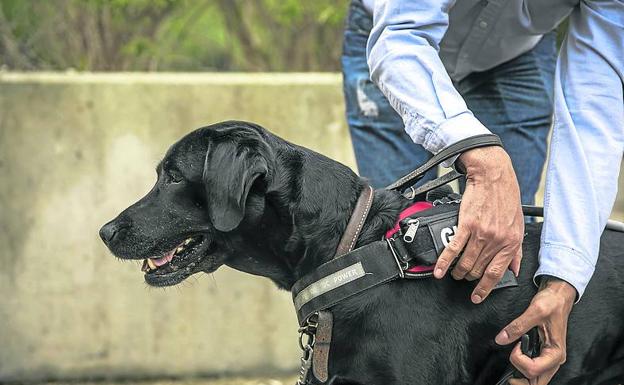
292, 134, 534, 385
293, 197, 519, 325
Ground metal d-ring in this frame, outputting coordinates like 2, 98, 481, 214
402, 186, 417, 200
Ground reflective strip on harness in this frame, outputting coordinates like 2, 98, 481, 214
294, 262, 366, 311
292, 240, 402, 325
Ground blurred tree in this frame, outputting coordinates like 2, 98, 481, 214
0, 0, 349, 71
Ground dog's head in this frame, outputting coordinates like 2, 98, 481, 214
100, 120, 389, 289
99, 121, 277, 286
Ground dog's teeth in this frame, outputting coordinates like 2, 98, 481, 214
147, 259, 157, 270
184, 238, 192, 245
176, 246, 184, 253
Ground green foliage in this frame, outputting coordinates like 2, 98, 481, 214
0, 0, 349, 71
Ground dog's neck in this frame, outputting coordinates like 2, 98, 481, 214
224, 146, 410, 290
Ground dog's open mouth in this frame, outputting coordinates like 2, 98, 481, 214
141, 235, 208, 286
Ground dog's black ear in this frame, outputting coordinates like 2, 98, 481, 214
203, 132, 269, 232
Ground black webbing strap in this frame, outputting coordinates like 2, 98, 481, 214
404, 170, 463, 200
292, 237, 518, 326
386, 134, 503, 192
292, 240, 401, 325
291, 203, 519, 324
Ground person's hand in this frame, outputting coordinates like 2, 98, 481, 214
433, 145, 524, 304
497, 277, 576, 385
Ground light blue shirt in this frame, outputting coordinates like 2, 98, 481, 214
366, 0, 624, 299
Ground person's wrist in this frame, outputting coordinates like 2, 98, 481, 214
539, 276, 577, 310
457, 146, 510, 179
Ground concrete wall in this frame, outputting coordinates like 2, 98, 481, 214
0, 72, 622, 382
0, 73, 355, 382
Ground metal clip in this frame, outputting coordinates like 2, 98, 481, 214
403, 219, 419, 243
296, 345, 314, 385
295, 314, 318, 385
298, 329, 316, 350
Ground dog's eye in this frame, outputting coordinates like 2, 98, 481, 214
167, 170, 184, 184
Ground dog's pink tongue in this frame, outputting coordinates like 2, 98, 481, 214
152, 250, 175, 267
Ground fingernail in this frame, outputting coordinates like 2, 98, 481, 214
472, 294, 482, 304
434, 268, 443, 279
495, 330, 508, 345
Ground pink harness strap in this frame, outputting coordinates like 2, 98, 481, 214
385, 201, 435, 274
385, 201, 432, 238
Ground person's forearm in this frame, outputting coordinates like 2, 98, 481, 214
537, 2, 624, 300
366, 0, 490, 155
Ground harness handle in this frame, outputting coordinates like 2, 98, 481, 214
385, 134, 503, 193
522, 205, 624, 232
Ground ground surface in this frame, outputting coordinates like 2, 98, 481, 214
40, 379, 298, 385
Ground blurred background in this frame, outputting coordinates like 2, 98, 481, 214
0, 0, 347, 72
0, 1, 622, 385
1, 1, 350, 384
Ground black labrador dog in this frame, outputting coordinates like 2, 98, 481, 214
100, 121, 624, 385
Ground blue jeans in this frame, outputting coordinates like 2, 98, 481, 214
341, 0, 556, 205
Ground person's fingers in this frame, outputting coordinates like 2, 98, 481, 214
537, 372, 558, 385
464, 237, 507, 281
451, 236, 484, 281
495, 305, 543, 345
464, 249, 490, 281
470, 251, 514, 303
510, 343, 563, 381
510, 248, 522, 277
536, 369, 559, 385
434, 225, 469, 279
509, 343, 532, 378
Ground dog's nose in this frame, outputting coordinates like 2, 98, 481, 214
99, 219, 131, 245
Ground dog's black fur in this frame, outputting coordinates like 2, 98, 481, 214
100, 121, 624, 385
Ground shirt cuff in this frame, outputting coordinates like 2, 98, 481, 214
421, 112, 491, 154
534, 243, 596, 303
416, 112, 491, 167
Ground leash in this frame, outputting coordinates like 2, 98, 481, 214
386, 132, 624, 233
386, 133, 502, 195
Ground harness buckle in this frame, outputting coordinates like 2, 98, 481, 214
386, 238, 407, 278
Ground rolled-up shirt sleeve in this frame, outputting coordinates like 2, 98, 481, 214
536, 1, 624, 300
366, 0, 491, 155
